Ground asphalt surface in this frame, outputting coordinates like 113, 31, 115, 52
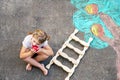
0, 0, 117, 80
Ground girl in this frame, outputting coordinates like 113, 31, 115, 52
19, 29, 54, 75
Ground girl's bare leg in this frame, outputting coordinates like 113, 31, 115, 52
23, 56, 48, 75
26, 54, 49, 71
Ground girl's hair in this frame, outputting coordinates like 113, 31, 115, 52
28, 29, 50, 43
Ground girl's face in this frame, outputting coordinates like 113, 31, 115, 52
31, 37, 40, 45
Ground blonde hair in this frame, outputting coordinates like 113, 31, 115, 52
28, 29, 50, 43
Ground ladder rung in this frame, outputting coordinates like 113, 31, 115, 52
53, 59, 71, 73
70, 34, 89, 47
58, 51, 77, 65
65, 43, 83, 55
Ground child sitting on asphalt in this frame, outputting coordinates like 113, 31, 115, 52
19, 29, 54, 75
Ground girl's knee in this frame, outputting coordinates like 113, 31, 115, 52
43, 55, 49, 59
35, 54, 49, 61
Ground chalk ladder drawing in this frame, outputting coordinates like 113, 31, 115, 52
46, 29, 93, 80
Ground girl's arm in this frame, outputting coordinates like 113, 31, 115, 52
19, 46, 35, 59
37, 45, 54, 56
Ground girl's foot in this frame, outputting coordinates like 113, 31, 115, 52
26, 63, 32, 71
41, 64, 48, 75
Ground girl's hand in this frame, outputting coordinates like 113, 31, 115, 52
36, 48, 41, 53
31, 48, 37, 53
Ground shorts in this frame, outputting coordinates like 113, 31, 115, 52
32, 53, 38, 58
